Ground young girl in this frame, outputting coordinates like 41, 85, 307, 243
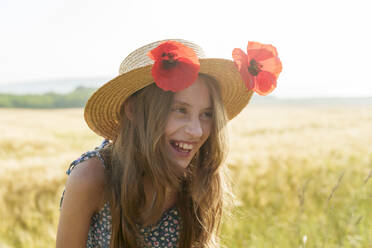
56, 39, 281, 248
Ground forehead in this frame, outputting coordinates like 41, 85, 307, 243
172, 76, 212, 108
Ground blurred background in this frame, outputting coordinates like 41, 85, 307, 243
0, 0, 371, 247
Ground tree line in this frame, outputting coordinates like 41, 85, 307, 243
0, 86, 96, 108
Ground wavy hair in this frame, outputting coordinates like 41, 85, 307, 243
100, 74, 231, 248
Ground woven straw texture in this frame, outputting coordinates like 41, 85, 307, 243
84, 39, 253, 140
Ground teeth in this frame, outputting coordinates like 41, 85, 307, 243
175, 142, 193, 150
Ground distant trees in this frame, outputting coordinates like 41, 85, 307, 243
2, 87, 372, 108
0, 86, 96, 108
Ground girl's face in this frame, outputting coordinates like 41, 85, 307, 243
164, 76, 213, 169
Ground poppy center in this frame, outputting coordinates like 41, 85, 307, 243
161, 52, 178, 69
248, 59, 262, 76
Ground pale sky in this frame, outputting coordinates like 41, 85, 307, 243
1, 0, 371, 97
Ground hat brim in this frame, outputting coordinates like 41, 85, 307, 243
84, 58, 253, 140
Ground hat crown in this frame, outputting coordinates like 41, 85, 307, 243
85, 39, 253, 140
119, 39, 206, 75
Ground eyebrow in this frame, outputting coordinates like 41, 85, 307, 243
173, 100, 213, 110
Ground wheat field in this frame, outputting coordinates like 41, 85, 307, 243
0, 106, 371, 248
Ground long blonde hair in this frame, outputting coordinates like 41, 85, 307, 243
100, 74, 230, 248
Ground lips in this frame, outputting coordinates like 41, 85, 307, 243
169, 140, 195, 157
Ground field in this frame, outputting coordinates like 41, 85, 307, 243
0, 106, 371, 247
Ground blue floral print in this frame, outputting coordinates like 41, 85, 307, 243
60, 140, 181, 248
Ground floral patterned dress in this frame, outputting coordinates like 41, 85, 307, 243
60, 140, 181, 248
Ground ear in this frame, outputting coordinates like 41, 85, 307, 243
123, 98, 135, 122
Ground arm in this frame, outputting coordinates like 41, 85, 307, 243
56, 157, 105, 248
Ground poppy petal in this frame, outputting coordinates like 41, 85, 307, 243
247, 48, 275, 62
148, 41, 200, 92
247, 41, 278, 58
254, 71, 277, 96
260, 56, 283, 79
232, 48, 248, 71
152, 60, 199, 92
175, 45, 200, 65
148, 41, 200, 66
148, 41, 179, 60
246, 73, 255, 91
232, 48, 254, 90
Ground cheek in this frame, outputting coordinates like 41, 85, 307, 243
201, 122, 212, 140
164, 117, 183, 137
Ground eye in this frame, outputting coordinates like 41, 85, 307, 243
173, 107, 187, 114
202, 110, 213, 119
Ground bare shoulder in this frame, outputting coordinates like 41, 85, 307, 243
65, 156, 106, 210
67, 157, 105, 189
57, 157, 106, 247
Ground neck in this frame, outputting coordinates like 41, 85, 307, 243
141, 175, 178, 223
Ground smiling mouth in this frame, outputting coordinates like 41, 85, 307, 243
170, 140, 194, 154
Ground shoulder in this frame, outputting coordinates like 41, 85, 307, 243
64, 156, 106, 212
57, 157, 106, 247
67, 156, 105, 185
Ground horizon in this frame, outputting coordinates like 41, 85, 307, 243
1, 0, 372, 98
1, 77, 372, 100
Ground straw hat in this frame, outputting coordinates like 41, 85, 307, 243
84, 39, 253, 140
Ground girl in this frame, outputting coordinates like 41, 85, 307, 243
57, 39, 281, 248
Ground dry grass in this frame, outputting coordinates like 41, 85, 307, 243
0, 106, 371, 247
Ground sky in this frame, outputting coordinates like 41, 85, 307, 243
1, 0, 372, 98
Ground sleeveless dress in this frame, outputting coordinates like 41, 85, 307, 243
60, 140, 181, 248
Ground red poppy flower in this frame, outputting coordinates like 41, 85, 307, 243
232, 41, 282, 96
148, 41, 200, 92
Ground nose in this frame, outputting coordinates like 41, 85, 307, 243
184, 117, 203, 138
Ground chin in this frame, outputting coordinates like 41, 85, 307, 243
175, 160, 191, 169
